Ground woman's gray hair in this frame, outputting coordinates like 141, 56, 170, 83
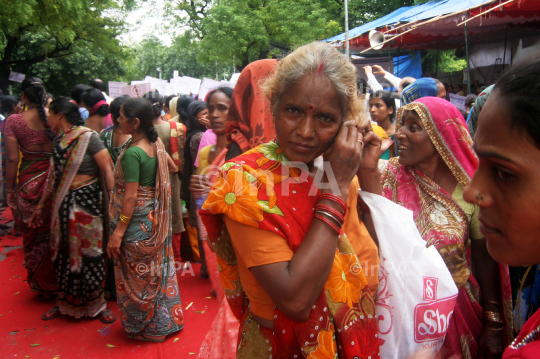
261, 41, 365, 125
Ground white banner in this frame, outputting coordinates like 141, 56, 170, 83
8, 71, 26, 83
183, 76, 202, 95
198, 78, 234, 100
108, 81, 127, 99
449, 93, 466, 111
121, 83, 151, 98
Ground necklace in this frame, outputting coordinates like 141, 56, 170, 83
27, 106, 37, 110
129, 136, 147, 146
509, 323, 540, 349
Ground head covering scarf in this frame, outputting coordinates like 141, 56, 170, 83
181, 100, 208, 202
381, 96, 513, 358
468, 84, 494, 137
186, 100, 208, 140
401, 78, 438, 105
399, 97, 478, 184
226, 59, 277, 153
169, 96, 179, 122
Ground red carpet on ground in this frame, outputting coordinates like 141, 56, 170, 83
0, 209, 217, 359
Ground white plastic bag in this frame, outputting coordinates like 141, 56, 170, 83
359, 191, 458, 359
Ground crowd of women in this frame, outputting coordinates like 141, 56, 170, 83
1, 41, 540, 358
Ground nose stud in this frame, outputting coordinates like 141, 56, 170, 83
476, 193, 484, 205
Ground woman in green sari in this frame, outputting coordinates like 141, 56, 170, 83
108, 98, 184, 342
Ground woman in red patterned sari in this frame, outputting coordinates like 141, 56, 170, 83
360, 96, 513, 358
4, 77, 57, 298
200, 42, 379, 358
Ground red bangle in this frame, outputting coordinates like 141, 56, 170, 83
318, 193, 347, 214
315, 214, 341, 235
315, 204, 344, 222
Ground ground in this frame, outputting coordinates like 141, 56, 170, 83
0, 209, 217, 359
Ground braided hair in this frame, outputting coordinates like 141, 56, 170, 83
20, 77, 55, 140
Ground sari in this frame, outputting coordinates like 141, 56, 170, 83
100, 125, 131, 165
379, 97, 513, 357
197, 146, 240, 359
225, 59, 277, 154
503, 308, 540, 358
200, 142, 379, 358
18, 148, 57, 293
50, 126, 106, 318
110, 138, 184, 336
3, 113, 56, 293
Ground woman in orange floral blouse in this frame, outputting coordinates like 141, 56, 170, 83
199, 42, 380, 358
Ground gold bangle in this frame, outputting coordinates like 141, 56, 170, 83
119, 214, 131, 224
35, 204, 45, 209
483, 299, 501, 306
483, 311, 503, 323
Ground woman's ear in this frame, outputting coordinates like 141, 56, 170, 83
133, 118, 141, 130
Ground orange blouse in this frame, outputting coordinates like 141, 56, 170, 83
223, 176, 379, 320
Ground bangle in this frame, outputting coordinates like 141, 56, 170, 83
483, 299, 501, 306
315, 204, 344, 222
35, 204, 45, 209
7, 189, 17, 194
315, 210, 343, 228
45, 187, 53, 193
483, 311, 503, 324
315, 213, 341, 235
318, 193, 347, 214
485, 326, 503, 331
119, 214, 131, 224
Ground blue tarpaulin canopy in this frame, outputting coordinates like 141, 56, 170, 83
325, 0, 540, 51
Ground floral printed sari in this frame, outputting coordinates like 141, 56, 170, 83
110, 138, 184, 336
380, 97, 513, 358
50, 126, 106, 318
200, 142, 379, 359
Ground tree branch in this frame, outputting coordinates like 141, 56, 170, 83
0, 42, 73, 66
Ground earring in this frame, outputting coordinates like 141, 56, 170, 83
476, 193, 484, 205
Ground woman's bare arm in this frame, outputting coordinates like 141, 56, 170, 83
94, 149, 114, 191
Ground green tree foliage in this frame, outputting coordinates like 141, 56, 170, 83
345, 0, 415, 27
168, 0, 342, 68
421, 49, 467, 73
0, 0, 135, 93
124, 33, 234, 85
28, 40, 127, 97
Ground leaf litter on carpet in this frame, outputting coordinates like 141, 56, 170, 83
98, 326, 111, 336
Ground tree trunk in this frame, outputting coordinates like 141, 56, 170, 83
1, 35, 19, 94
